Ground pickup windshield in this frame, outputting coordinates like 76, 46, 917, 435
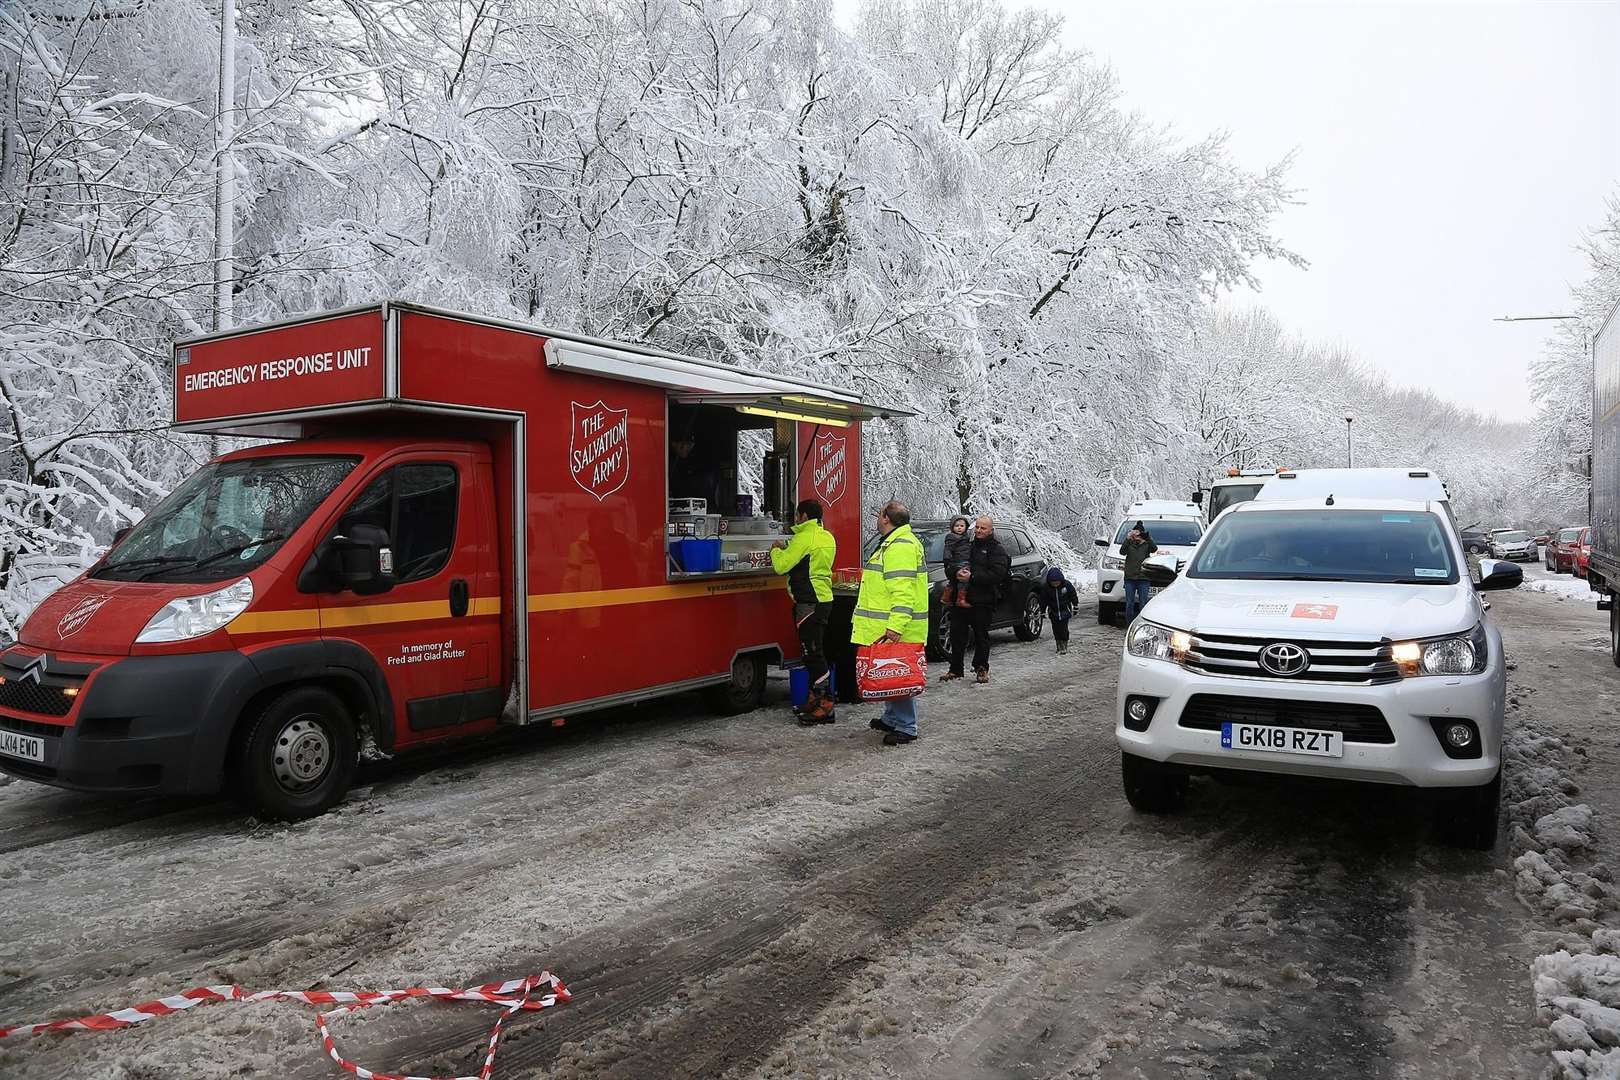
1188, 509, 1459, 585
1114, 519, 1203, 546
94, 456, 358, 583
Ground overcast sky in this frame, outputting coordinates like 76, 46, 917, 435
838, 0, 1620, 422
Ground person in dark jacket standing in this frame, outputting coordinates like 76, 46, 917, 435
1035, 567, 1079, 654
1121, 521, 1158, 624
944, 516, 1011, 684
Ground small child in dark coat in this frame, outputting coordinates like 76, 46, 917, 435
940, 515, 972, 609
1035, 566, 1080, 654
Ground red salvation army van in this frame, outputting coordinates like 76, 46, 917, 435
0, 302, 903, 818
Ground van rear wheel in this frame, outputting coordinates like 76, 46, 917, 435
705, 653, 768, 715
234, 687, 357, 821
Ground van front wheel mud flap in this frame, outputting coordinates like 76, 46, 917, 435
233, 686, 358, 820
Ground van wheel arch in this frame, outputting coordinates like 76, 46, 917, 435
704, 647, 779, 715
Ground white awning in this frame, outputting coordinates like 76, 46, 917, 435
543, 339, 913, 424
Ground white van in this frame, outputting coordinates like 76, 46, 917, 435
1114, 496, 1522, 849
1256, 467, 1449, 511
1094, 500, 1204, 626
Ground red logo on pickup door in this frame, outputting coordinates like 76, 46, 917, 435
811, 431, 848, 506
569, 401, 630, 501
57, 595, 110, 638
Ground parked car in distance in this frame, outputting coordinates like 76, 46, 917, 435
869, 520, 1049, 659
1488, 530, 1539, 562
1458, 524, 1492, 555
1577, 528, 1593, 578
1548, 526, 1588, 574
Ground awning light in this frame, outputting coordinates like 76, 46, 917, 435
736, 405, 850, 428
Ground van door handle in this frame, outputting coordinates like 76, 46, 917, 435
449, 578, 469, 618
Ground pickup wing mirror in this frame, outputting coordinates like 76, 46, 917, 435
1475, 558, 1522, 592
1093, 536, 1109, 548
299, 524, 396, 595
1142, 553, 1181, 587
1191, 490, 1204, 507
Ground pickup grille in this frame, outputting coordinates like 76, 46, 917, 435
1179, 694, 1395, 744
1184, 631, 1399, 685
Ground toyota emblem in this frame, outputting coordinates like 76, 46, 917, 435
1258, 642, 1310, 676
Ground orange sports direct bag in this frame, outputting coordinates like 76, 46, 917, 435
855, 642, 927, 700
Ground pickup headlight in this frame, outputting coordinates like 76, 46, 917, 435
1126, 620, 1191, 663
1391, 623, 1488, 677
1102, 556, 1125, 570
136, 578, 254, 643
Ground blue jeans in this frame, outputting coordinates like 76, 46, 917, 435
882, 694, 918, 737
1123, 578, 1151, 623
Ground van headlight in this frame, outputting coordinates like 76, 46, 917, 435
1102, 556, 1125, 570
1126, 621, 1191, 664
1390, 623, 1488, 677
136, 578, 254, 643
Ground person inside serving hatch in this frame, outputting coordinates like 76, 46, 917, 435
668, 423, 722, 512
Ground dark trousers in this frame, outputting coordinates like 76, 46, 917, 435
949, 604, 994, 674
1050, 612, 1071, 644
794, 602, 830, 691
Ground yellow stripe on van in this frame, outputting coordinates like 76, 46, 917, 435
527, 577, 777, 613
230, 596, 503, 635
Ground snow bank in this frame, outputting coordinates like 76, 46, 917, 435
1523, 574, 1601, 604
1507, 718, 1620, 1077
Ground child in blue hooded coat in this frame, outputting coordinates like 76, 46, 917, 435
1034, 567, 1079, 655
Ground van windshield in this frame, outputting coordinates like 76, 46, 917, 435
94, 456, 358, 583
1114, 519, 1203, 546
1188, 509, 1459, 585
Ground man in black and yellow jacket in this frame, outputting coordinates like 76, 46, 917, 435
771, 499, 837, 725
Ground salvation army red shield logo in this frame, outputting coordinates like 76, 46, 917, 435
570, 400, 630, 501
57, 595, 110, 639
810, 431, 848, 506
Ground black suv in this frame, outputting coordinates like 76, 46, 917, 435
866, 520, 1050, 659
1457, 524, 1492, 555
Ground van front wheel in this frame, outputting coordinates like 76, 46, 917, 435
234, 687, 357, 821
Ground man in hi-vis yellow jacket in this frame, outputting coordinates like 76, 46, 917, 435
851, 500, 929, 745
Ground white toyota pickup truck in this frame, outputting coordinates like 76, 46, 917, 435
1115, 496, 1522, 848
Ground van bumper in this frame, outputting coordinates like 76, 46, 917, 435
1115, 653, 1504, 789
0, 650, 258, 796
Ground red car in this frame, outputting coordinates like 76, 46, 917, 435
1577, 528, 1594, 578
1547, 526, 1588, 574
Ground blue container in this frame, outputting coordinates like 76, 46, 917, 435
679, 538, 721, 573
789, 666, 836, 707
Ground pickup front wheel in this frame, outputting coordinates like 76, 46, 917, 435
1121, 753, 1187, 814
233, 686, 357, 821
1437, 770, 1501, 851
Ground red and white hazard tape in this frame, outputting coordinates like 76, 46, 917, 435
0, 971, 569, 1080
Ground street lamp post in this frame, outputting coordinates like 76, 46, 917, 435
1344, 413, 1354, 468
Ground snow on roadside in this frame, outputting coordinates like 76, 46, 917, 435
1522, 575, 1601, 604
1505, 715, 1620, 1077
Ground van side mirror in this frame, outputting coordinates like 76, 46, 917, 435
1191, 491, 1204, 507
300, 524, 396, 595
333, 524, 396, 595
1475, 558, 1522, 592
